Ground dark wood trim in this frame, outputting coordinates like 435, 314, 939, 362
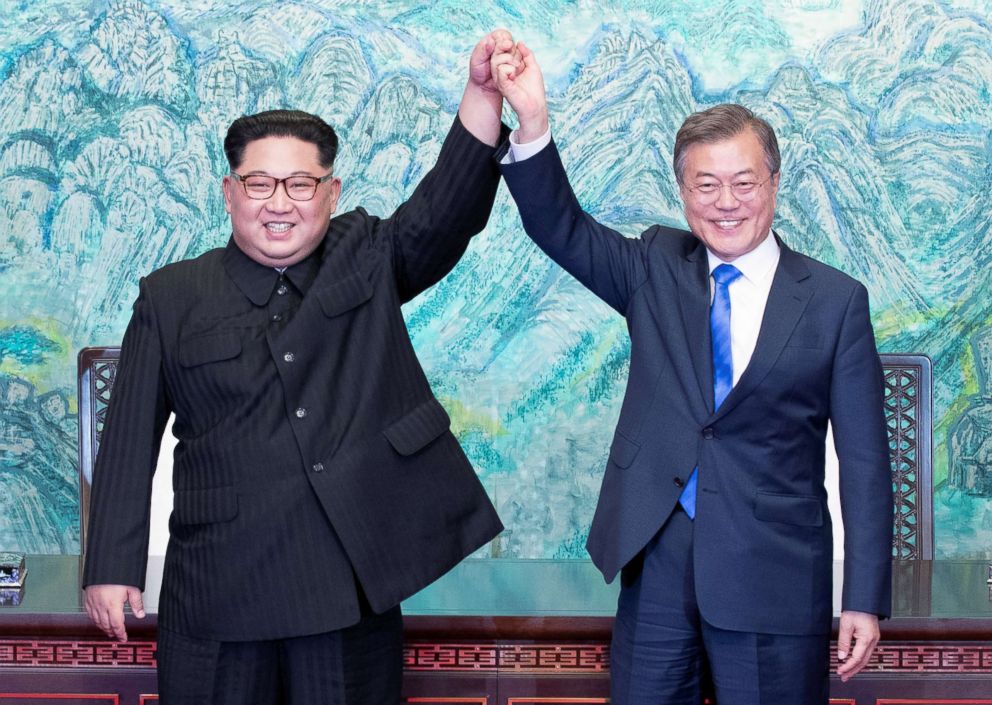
3, 614, 990, 642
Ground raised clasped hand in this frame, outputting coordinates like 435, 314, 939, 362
490, 38, 549, 142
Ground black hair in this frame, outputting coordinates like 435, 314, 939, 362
223, 109, 339, 170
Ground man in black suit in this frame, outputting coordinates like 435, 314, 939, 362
82, 30, 512, 705
491, 42, 892, 704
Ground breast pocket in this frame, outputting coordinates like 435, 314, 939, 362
179, 332, 242, 367
383, 399, 451, 456
176, 331, 247, 432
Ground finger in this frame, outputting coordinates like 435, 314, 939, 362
107, 606, 128, 642
95, 606, 115, 638
836, 620, 853, 661
495, 63, 518, 89
471, 36, 492, 65
128, 587, 146, 619
838, 638, 873, 681
493, 37, 514, 55
491, 58, 515, 85
490, 28, 512, 45
83, 595, 96, 624
491, 51, 520, 70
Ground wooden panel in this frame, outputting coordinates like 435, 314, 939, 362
0, 697, 119, 705
505, 699, 607, 704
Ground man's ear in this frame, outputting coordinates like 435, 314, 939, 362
222, 175, 234, 214
326, 177, 342, 216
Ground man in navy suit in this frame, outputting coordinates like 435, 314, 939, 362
491, 42, 892, 704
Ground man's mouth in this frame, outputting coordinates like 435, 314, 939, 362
714, 219, 743, 230
265, 222, 293, 233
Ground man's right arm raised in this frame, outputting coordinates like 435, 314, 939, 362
492, 41, 647, 315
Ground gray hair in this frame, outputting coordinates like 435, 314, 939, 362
673, 104, 781, 185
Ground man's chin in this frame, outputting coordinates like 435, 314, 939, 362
236, 240, 306, 268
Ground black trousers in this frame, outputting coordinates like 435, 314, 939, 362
156, 606, 403, 705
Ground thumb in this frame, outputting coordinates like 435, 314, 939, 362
836, 618, 853, 660
495, 63, 519, 98
127, 587, 146, 619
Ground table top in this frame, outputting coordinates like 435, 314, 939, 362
1, 556, 990, 635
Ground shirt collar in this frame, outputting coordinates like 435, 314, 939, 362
706, 231, 780, 285
222, 237, 324, 305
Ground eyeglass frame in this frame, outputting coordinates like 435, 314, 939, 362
229, 172, 336, 202
682, 173, 777, 204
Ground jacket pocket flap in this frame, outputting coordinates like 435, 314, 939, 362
173, 487, 239, 525
316, 272, 374, 318
609, 432, 641, 469
383, 399, 451, 456
754, 491, 823, 526
179, 333, 242, 367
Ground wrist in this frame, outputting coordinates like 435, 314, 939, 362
515, 111, 549, 143
458, 82, 502, 146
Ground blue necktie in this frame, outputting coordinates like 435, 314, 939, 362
679, 263, 742, 519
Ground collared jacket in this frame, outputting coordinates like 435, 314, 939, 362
83, 118, 504, 640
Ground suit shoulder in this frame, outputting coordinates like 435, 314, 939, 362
327, 207, 376, 239
142, 247, 226, 293
793, 250, 866, 294
641, 224, 698, 260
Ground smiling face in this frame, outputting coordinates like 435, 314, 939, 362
222, 136, 341, 268
679, 128, 779, 262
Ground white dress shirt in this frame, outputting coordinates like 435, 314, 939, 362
707, 235, 780, 385
507, 127, 781, 387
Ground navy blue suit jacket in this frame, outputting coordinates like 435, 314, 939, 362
501, 140, 892, 636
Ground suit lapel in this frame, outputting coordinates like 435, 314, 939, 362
678, 239, 716, 415
711, 238, 812, 422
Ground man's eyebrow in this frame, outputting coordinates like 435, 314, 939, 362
692, 167, 758, 179
241, 170, 321, 176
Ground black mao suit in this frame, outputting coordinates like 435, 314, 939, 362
500, 140, 893, 701
82, 118, 504, 646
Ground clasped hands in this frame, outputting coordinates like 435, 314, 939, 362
473, 30, 549, 144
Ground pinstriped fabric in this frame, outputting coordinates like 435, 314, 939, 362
382, 399, 450, 455
84, 283, 170, 587
83, 117, 504, 643
157, 607, 402, 705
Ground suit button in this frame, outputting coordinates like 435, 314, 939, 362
283, 352, 295, 363
277, 284, 289, 296
271, 314, 283, 322
312, 462, 324, 473
295, 407, 307, 418
702, 427, 714, 440
673, 476, 684, 488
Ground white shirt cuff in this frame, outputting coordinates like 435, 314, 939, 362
502, 126, 553, 164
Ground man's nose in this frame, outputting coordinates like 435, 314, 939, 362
266, 183, 294, 211
714, 184, 741, 209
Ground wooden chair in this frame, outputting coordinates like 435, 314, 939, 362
76, 346, 121, 553
880, 354, 933, 561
